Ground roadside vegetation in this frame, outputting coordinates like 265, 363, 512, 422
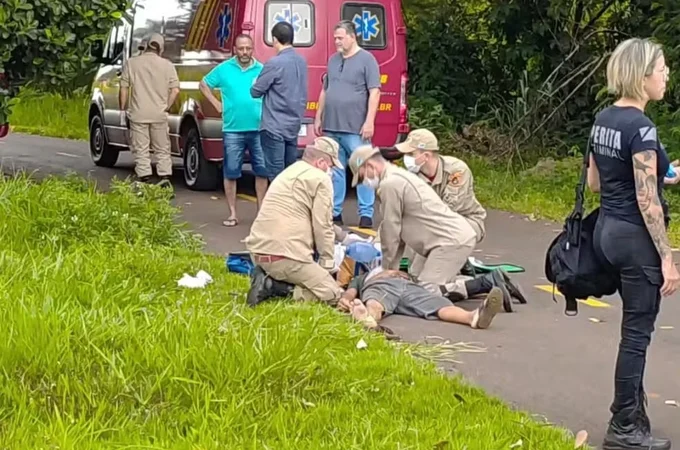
0, 173, 580, 448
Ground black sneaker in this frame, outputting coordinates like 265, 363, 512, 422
358, 216, 373, 229
333, 214, 343, 225
603, 425, 671, 450
498, 269, 527, 305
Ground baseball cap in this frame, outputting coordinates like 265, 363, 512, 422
349, 145, 381, 187
148, 33, 165, 52
395, 129, 439, 154
309, 137, 343, 169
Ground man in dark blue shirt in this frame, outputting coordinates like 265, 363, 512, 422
251, 22, 308, 182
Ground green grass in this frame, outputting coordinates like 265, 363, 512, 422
466, 155, 680, 245
0, 173, 583, 449
9, 89, 89, 140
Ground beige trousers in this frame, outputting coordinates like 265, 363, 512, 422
130, 121, 172, 178
408, 243, 475, 297
257, 258, 343, 306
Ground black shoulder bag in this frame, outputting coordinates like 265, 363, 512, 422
544, 138, 618, 316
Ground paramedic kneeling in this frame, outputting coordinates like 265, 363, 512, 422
245, 137, 345, 307
588, 38, 678, 450
348, 145, 477, 296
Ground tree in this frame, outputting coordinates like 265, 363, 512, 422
0, 0, 131, 127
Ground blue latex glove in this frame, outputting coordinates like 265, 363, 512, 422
346, 242, 381, 264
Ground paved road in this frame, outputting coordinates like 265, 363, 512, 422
3, 133, 680, 448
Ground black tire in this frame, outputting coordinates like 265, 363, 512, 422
182, 126, 219, 191
89, 114, 119, 167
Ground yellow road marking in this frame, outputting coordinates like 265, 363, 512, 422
534, 284, 611, 308
348, 226, 377, 237
237, 193, 257, 203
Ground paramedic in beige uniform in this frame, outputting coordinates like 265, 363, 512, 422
348, 145, 477, 297
245, 137, 345, 307
119, 33, 180, 185
397, 128, 486, 243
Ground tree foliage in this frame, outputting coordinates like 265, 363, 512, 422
0, 0, 130, 124
404, 0, 680, 157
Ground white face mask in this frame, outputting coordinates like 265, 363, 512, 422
362, 177, 380, 190
403, 155, 423, 173
327, 168, 334, 178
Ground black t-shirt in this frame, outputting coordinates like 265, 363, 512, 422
591, 105, 670, 226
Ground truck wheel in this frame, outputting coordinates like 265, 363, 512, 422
89, 114, 119, 167
182, 126, 219, 191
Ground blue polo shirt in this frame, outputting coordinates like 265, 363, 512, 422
203, 57, 263, 133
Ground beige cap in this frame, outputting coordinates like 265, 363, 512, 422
148, 33, 165, 52
395, 128, 439, 154
308, 136, 343, 169
349, 145, 381, 187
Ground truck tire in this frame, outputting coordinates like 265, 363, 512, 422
182, 126, 219, 191
89, 114, 119, 167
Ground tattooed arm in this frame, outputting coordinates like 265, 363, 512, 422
633, 150, 672, 261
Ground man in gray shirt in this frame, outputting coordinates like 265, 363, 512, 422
314, 20, 381, 229
251, 21, 308, 182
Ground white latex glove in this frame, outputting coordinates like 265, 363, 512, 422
342, 233, 369, 245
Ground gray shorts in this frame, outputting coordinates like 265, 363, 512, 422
361, 278, 452, 320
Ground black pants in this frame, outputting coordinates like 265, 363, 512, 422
594, 213, 663, 425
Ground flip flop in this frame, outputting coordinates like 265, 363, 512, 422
222, 218, 239, 227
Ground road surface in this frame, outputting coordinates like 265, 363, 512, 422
3, 133, 680, 448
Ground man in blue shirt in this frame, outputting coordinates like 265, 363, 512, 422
251, 22, 308, 181
200, 34, 268, 227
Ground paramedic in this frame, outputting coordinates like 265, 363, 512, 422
245, 137, 344, 307
119, 33, 180, 186
347, 145, 519, 305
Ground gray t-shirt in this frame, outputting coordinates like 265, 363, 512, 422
322, 49, 381, 135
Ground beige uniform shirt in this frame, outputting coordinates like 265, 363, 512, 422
245, 161, 336, 269
377, 164, 477, 270
120, 52, 180, 123
418, 155, 487, 242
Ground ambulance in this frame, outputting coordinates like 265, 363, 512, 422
89, 0, 409, 190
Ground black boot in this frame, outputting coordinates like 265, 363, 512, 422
460, 260, 476, 278
603, 409, 670, 450
246, 266, 294, 307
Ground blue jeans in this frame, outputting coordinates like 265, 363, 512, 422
223, 131, 267, 180
325, 131, 375, 218
260, 129, 298, 180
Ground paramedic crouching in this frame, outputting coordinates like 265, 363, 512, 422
348, 145, 490, 300
244, 137, 345, 307
588, 38, 678, 450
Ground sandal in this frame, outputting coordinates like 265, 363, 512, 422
222, 218, 239, 227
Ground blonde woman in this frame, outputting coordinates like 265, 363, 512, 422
587, 38, 677, 450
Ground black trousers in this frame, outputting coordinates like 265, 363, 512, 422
594, 213, 664, 425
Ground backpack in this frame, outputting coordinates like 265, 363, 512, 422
544, 138, 618, 316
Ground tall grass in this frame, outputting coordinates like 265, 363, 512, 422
9, 88, 89, 140
0, 172, 582, 449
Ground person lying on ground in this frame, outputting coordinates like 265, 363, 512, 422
348, 145, 526, 312
338, 267, 503, 331
245, 138, 345, 307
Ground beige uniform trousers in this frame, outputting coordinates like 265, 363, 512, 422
257, 258, 343, 306
407, 243, 475, 298
130, 121, 172, 178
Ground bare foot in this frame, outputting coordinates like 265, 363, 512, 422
471, 287, 503, 329
350, 299, 378, 329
